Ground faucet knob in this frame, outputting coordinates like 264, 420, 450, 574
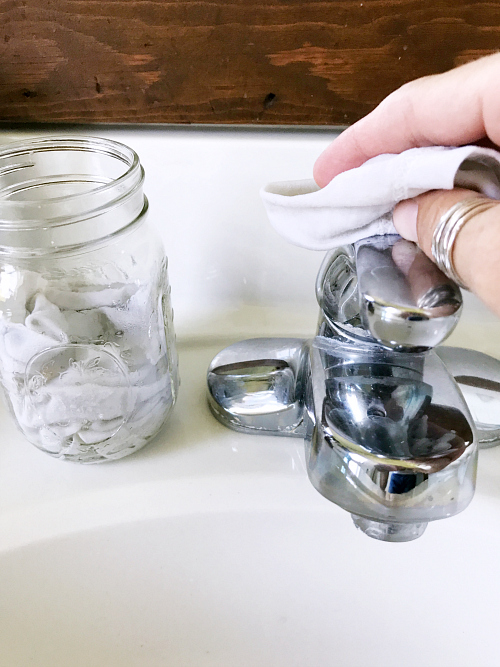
207, 338, 308, 437
317, 235, 462, 352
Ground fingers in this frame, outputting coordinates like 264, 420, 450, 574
313, 53, 500, 187
393, 189, 482, 256
393, 189, 500, 315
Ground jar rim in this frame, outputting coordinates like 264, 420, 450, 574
0, 135, 142, 224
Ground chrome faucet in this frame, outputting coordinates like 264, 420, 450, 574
207, 235, 500, 541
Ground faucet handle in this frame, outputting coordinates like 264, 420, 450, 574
436, 346, 500, 449
318, 235, 463, 352
207, 338, 308, 437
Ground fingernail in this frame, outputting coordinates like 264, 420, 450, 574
393, 199, 419, 243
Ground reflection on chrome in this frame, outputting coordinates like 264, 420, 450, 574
208, 235, 499, 542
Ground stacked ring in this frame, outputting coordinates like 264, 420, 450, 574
431, 196, 499, 289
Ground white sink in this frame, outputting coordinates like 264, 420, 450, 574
0, 127, 499, 666
1, 340, 500, 667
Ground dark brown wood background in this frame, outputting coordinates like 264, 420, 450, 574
0, 0, 498, 125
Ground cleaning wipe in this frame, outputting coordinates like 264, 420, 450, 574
0, 275, 173, 461
261, 145, 500, 250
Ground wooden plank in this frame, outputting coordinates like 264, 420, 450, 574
0, 0, 498, 125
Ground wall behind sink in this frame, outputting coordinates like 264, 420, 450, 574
0, 126, 332, 342
0, 126, 498, 356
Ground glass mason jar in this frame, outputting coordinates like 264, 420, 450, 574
0, 136, 179, 463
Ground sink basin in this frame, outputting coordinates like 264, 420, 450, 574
0, 127, 499, 666
2, 493, 500, 667
1, 342, 500, 667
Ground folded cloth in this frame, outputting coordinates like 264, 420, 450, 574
0, 280, 173, 460
260, 145, 500, 250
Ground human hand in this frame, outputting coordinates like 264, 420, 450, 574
313, 53, 500, 315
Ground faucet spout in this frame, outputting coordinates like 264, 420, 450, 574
350, 515, 428, 542
304, 336, 476, 541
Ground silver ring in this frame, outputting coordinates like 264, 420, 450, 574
431, 197, 498, 289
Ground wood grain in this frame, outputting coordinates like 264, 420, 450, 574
0, 0, 498, 125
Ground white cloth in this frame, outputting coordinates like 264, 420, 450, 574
261, 145, 500, 250
0, 277, 173, 461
